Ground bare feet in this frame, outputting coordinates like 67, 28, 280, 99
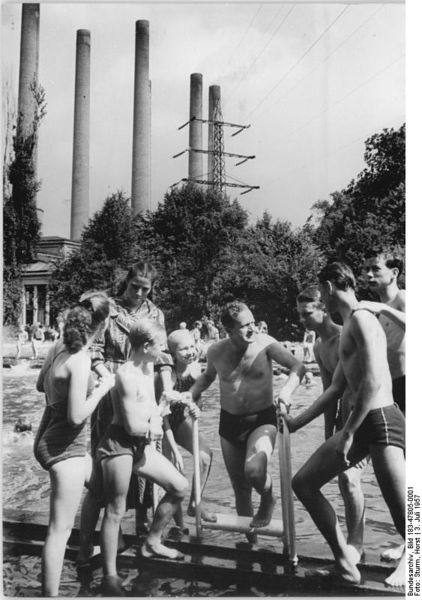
305, 564, 361, 585
347, 544, 363, 565
381, 543, 405, 562
187, 502, 217, 522
141, 540, 184, 561
384, 549, 405, 590
101, 574, 126, 596
250, 489, 276, 528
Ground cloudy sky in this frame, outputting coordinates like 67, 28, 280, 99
2, 1, 405, 238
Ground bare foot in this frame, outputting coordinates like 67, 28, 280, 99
381, 543, 404, 562
250, 490, 276, 528
101, 575, 126, 596
385, 549, 405, 590
305, 564, 361, 585
141, 540, 184, 561
347, 544, 363, 565
187, 502, 217, 522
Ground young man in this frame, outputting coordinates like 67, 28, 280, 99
362, 248, 405, 414
296, 288, 365, 561
362, 248, 406, 563
282, 263, 405, 589
190, 301, 305, 535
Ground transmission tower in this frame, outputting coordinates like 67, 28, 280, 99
172, 95, 259, 196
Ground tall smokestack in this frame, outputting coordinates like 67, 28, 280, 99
70, 29, 91, 241
17, 3, 40, 141
188, 73, 203, 182
131, 19, 150, 215
208, 85, 220, 183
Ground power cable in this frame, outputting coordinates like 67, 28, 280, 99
246, 4, 351, 118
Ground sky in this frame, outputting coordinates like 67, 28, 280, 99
2, 0, 405, 238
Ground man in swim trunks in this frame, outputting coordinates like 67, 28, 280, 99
281, 263, 405, 590
361, 247, 405, 414
296, 287, 365, 561
190, 301, 305, 535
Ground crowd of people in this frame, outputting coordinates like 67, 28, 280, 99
30, 247, 405, 596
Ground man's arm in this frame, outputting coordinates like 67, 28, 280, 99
284, 361, 347, 432
189, 347, 218, 404
267, 342, 305, 404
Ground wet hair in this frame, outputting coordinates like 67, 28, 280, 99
128, 319, 165, 351
64, 291, 110, 353
220, 301, 249, 331
364, 246, 404, 277
296, 286, 324, 309
318, 262, 356, 291
167, 329, 195, 356
116, 261, 158, 297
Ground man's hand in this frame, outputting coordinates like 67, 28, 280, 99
171, 448, 184, 473
180, 392, 201, 419
335, 430, 354, 467
276, 400, 296, 433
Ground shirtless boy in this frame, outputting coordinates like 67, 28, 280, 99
281, 263, 405, 590
296, 288, 365, 561
96, 320, 188, 595
190, 301, 305, 535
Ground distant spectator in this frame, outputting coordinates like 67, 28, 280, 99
302, 329, 316, 363
16, 326, 29, 359
179, 321, 187, 330
206, 319, 219, 343
44, 325, 59, 342
31, 323, 45, 359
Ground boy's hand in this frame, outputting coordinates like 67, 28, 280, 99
96, 374, 115, 394
180, 392, 201, 419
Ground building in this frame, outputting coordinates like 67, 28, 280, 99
21, 237, 80, 327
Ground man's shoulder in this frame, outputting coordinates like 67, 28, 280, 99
208, 338, 229, 356
392, 289, 406, 311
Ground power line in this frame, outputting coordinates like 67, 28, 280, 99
246, 4, 351, 118
226, 5, 296, 104
282, 53, 404, 142
252, 4, 384, 123
231, 4, 264, 54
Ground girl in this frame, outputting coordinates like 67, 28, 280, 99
33, 292, 114, 597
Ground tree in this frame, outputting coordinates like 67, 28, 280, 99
49, 192, 138, 316
311, 124, 405, 277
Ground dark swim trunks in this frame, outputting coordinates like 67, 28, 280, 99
96, 424, 148, 462
219, 405, 277, 449
351, 403, 405, 459
392, 376, 405, 415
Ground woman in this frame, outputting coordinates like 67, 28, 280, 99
77, 261, 172, 563
33, 292, 114, 597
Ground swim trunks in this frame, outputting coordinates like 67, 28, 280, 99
392, 375, 405, 414
34, 403, 87, 470
219, 405, 277, 449
351, 403, 405, 459
96, 423, 148, 462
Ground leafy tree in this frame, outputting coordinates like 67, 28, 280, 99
311, 124, 405, 279
49, 191, 137, 315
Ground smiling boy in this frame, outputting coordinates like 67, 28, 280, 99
190, 301, 305, 532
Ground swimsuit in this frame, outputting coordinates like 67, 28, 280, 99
96, 423, 148, 462
350, 403, 405, 460
219, 405, 277, 449
167, 372, 197, 432
33, 344, 90, 470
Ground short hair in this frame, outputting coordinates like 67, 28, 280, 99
194, 320, 202, 328
318, 262, 356, 291
65, 291, 110, 353
128, 319, 165, 350
116, 261, 158, 297
364, 246, 404, 277
167, 329, 195, 356
296, 286, 323, 307
220, 301, 249, 331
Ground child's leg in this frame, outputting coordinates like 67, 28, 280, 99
173, 420, 215, 521
42, 457, 86, 596
100, 455, 133, 577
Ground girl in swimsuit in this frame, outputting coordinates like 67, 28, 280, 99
159, 329, 216, 534
33, 291, 114, 597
